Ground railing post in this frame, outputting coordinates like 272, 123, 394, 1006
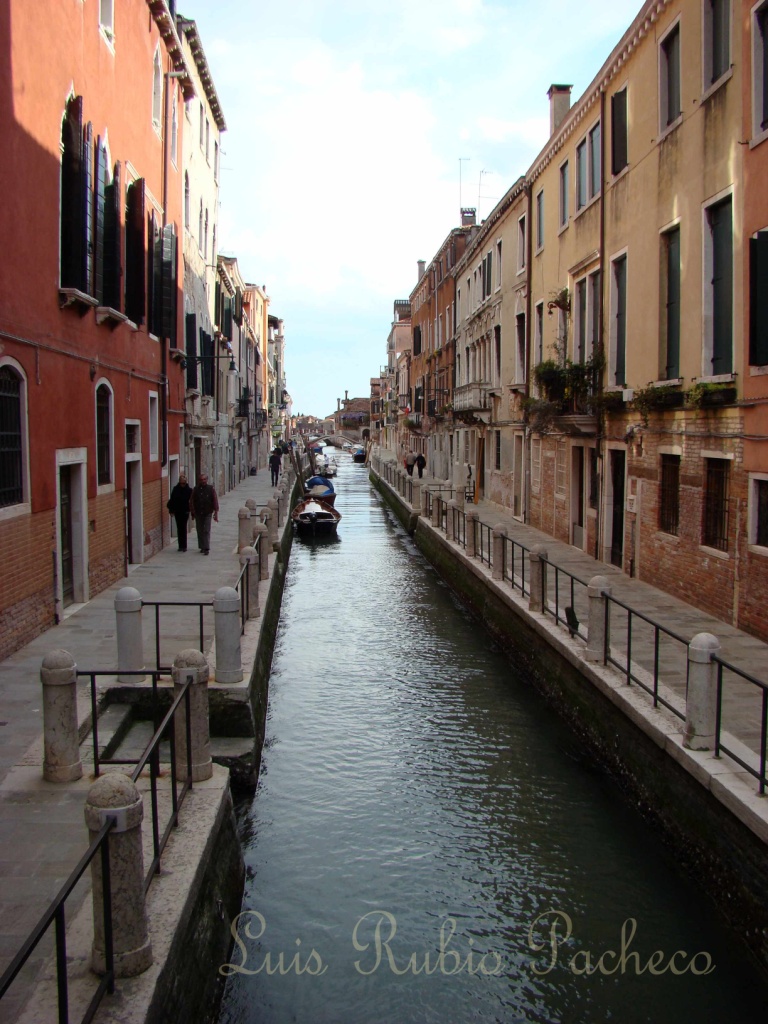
266, 499, 279, 549
466, 511, 478, 557
238, 507, 252, 552
115, 586, 145, 683
586, 575, 612, 662
422, 486, 430, 518
529, 545, 548, 613
240, 545, 260, 618
684, 632, 721, 750
171, 649, 212, 781
213, 586, 243, 683
253, 521, 269, 580
446, 500, 456, 540
432, 494, 441, 528
411, 479, 421, 510
492, 525, 506, 580
40, 650, 83, 783
84, 774, 152, 976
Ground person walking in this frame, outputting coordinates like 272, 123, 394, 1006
405, 451, 417, 477
189, 473, 219, 555
415, 452, 426, 479
269, 448, 282, 487
166, 473, 192, 551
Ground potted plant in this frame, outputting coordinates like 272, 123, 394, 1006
534, 360, 567, 403
632, 384, 684, 424
686, 381, 738, 408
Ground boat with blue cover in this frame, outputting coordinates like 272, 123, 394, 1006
304, 475, 336, 506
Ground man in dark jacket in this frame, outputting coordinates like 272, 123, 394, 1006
269, 448, 282, 487
166, 473, 192, 551
189, 473, 219, 555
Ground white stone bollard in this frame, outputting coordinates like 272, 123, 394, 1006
466, 511, 479, 558
412, 480, 421, 509
213, 586, 243, 683
115, 587, 145, 683
253, 521, 269, 580
40, 650, 83, 783
586, 575, 612, 662
446, 500, 456, 541
238, 507, 252, 552
529, 545, 548, 613
422, 487, 430, 518
492, 525, 506, 580
240, 545, 260, 619
684, 632, 721, 750
431, 494, 441, 528
171, 649, 212, 781
267, 499, 279, 547
245, 498, 258, 513
85, 773, 152, 976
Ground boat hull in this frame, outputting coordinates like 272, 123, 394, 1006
291, 497, 341, 536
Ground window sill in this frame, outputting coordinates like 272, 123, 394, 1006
700, 67, 732, 106
748, 544, 768, 559
699, 544, 730, 561
557, 221, 569, 237
748, 364, 768, 376
657, 115, 682, 145
649, 377, 683, 388
96, 306, 130, 329
749, 125, 768, 150
611, 163, 630, 184
574, 193, 600, 221
97, 482, 115, 496
0, 502, 31, 522
655, 530, 680, 544
696, 373, 735, 384
59, 288, 97, 315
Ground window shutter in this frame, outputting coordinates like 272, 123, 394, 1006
665, 228, 681, 378
103, 161, 121, 311
60, 96, 85, 290
148, 210, 162, 336
125, 179, 146, 324
614, 258, 627, 385
234, 289, 243, 326
711, 199, 733, 374
161, 224, 177, 342
185, 313, 198, 389
223, 295, 233, 340
750, 231, 768, 366
93, 138, 106, 304
83, 122, 94, 296
201, 329, 214, 396
611, 90, 628, 175
214, 279, 221, 329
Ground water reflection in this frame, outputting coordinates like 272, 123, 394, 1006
218, 455, 768, 1024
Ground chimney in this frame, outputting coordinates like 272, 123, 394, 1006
460, 208, 476, 227
548, 84, 572, 135
417, 260, 426, 281
337, 397, 341, 412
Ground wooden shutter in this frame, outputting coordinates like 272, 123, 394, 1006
201, 330, 214, 396
161, 224, 177, 342
711, 198, 733, 374
665, 228, 681, 378
93, 138, 107, 304
750, 231, 768, 366
60, 97, 85, 290
125, 179, 146, 325
103, 161, 121, 311
148, 210, 162, 336
234, 289, 243, 326
611, 90, 628, 175
83, 122, 94, 296
223, 295, 233, 340
185, 313, 198, 389
614, 258, 626, 386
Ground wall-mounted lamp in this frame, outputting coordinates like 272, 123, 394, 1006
89, 363, 97, 380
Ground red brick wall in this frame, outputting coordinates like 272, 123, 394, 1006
0, 511, 56, 658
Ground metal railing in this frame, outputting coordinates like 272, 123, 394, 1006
451, 503, 466, 547
499, 534, 530, 597
475, 520, 493, 567
235, 559, 250, 633
539, 558, 590, 643
142, 601, 211, 673
714, 657, 768, 794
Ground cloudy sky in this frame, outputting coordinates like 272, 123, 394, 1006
188, 0, 643, 418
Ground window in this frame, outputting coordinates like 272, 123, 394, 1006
610, 254, 627, 386
149, 394, 159, 461
705, 196, 733, 375
559, 161, 569, 227
495, 430, 502, 471
662, 227, 681, 378
496, 241, 502, 288
198, 199, 203, 251
702, 457, 730, 551
60, 96, 88, 293
531, 438, 541, 492
99, 0, 114, 41
574, 279, 587, 363
152, 50, 163, 129
535, 302, 544, 367
413, 325, 422, 356
660, 23, 682, 128
576, 140, 587, 210
214, 141, 220, 181
750, 230, 768, 364
704, 0, 730, 88
171, 96, 178, 165
589, 123, 601, 199
184, 173, 190, 230
515, 314, 526, 385
0, 365, 25, 508
535, 190, 544, 251
588, 270, 600, 362
517, 215, 526, 272
753, 2, 768, 134
555, 441, 567, 497
494, 324, 502, 385
481, 251, 493, 300
96, 384, 112, 486
125, 178, 146, 325
611, 88, 628, 175
751, 477, 768, 546
205, 119, 210, 162
199, 103, 204, 148
659, 454, 680, 534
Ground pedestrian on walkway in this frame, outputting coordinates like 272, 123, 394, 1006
415, 452, 426, 479
166, 473, 192, 551
405, 451, 416, 476
189, 473, 219, 555
269, 448, 282, 486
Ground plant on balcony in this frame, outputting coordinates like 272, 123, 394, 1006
403, 416, 418, 430
521, 395, 561, 434
548, 287, 571, 314
685, 381, 738, 409
533, 360, 567, 403
631, 384, 684, 425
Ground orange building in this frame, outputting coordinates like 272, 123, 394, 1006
0, 0, 191, 656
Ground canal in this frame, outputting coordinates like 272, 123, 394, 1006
217, 454, 768, 1023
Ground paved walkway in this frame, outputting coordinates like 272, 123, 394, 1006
0, 466, 286, 1022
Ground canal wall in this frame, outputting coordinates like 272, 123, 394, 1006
370, 466, 768, 970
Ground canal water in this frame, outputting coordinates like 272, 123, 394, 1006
217, 454, 768, 1024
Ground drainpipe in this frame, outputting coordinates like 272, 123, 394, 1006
523, 181, 533, 523
595, 86, 607, 561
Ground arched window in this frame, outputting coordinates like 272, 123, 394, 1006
152, 48, 163, 128
184, 173, 190, 230
96, 383, 113, 486
0, 364, 27, 508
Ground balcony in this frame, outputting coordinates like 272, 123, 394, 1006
453, 382, 491, 412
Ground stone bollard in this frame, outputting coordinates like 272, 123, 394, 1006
454, 478, 465, 509
446, 500, 456, 541
239, 545, 260, 619
412, 480, 421, 510
171, 649, 212, 781
253, 521, 269, 580
84, 773, 152, 976
585, 575, 612, 662
529, 545, 548, 613
684, 633, 721, 750
422, 487, 430, 518
115, 587, 145, 683
492, 524, 506, 580
40, 650, 83, 783
466, 511, 479, 558
431, 494, 441, 528
245, 498, 258, 513
213, 587, 243, 683
267, 499, 279, 547
238, 507, 252, 552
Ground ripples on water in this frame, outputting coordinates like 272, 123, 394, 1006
218, 457, 768, 1024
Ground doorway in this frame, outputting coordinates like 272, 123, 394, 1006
571, 446, 585, 549
608, 449, 626, 568
59, 465, 74, 606
125, 457, 143, 564
168, 457, 179, 539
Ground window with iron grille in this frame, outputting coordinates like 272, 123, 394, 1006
495, 430, 501, 471
659, 454, 680, 534
702, 457, 730, 551
96, 384, 111, 485
0, 367, 23, 508
555, 440, 567, 496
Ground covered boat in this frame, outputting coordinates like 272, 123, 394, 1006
304, 474, 336, 506
291, 497, 341, 535
351, 445, 366, 463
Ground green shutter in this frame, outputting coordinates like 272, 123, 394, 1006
750, 231, 768, 366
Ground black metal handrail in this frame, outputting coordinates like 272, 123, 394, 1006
476, 520, 493, 566
499, 534, 530, 597
141, 601, 211, 673
714, 656, 768, 794
0, 818, 116, 1024
235, 559, 250, 633
539, 557, 590, 643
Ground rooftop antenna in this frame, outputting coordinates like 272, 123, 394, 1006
459, 157, 469, 213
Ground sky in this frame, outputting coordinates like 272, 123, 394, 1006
188, 0, 645, 418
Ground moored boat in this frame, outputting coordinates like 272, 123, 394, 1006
291, 497, 341, 535
304, 474, 336, 506
351, 445, 366, 463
